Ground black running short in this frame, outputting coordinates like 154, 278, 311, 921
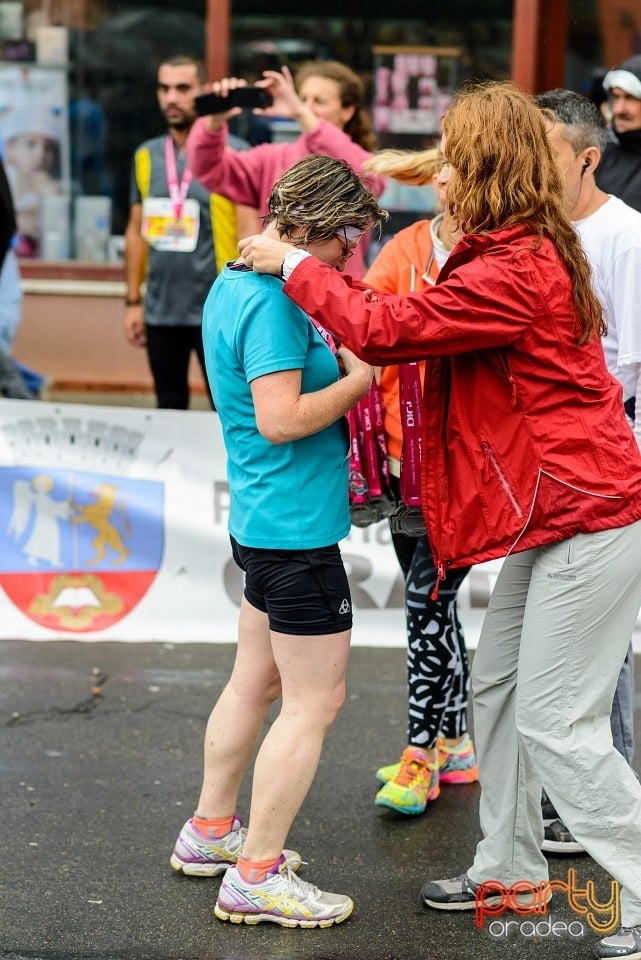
230, 536, 353, 636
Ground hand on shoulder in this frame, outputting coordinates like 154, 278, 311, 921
238, 233, 297, 275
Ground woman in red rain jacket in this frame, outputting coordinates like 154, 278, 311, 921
238, 81, 641, 960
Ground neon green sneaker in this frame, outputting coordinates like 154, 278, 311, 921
376, 735, 479, 786
375, 746, 439, 815
375, 759, 400, 785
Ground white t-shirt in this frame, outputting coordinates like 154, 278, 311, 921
574, 195, 641, 402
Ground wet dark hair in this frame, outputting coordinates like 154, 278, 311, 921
265, 153, 388, 244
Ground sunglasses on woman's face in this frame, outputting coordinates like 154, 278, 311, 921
335, 225, 365, 256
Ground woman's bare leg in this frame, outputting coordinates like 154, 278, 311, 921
195, 597, 281, 816
241, 627, 351, 861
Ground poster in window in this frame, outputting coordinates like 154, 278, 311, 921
0, 64, 69, 258
372, 48, 459, 141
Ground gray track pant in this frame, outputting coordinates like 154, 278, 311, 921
612, 642, 635, 764
468, 520, 641, 926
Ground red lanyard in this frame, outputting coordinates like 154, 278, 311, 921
165, 137, 192, 221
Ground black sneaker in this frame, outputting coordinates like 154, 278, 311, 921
421, 874, 482, 910
594, 925, 641, 959
541, 788, 558, 823
422, 874, 554, 912
541, 818, 586, 854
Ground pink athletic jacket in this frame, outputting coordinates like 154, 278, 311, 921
186, 117, 387, 279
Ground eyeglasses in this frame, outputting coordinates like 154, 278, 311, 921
341, 225, 365, 244
335, 225, 365, 256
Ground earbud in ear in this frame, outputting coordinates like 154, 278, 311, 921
582, 158, 590, 173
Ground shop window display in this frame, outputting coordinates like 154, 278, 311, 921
0, 64, 69, 258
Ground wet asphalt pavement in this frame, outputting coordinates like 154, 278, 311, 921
1, 638, 639, 960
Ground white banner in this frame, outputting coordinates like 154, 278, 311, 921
9, 398, 635, 650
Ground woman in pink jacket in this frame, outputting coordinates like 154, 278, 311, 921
239, 81, 641, 960
186, 61, 385, 278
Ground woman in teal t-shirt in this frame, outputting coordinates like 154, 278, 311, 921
170, 154, 387, 928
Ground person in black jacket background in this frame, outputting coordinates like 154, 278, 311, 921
597, 54, 641, 211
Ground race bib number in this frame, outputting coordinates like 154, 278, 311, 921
141, 197, 200, 252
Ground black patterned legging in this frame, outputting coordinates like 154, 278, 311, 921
391, 527, 471, 748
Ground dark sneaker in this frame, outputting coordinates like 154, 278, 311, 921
541, 818, 586, 855
594, 925, 641, 959
541, 788, 558, 823
421, 874, 481, 910
421, 874, 552, 911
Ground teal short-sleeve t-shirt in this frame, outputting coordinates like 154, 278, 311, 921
202, 264, 351, 550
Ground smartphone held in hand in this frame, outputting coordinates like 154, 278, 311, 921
195, 87, 273, 116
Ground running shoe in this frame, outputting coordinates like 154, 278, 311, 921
421, 874, 552, 911
439, 735, 479, 784
594, 925, 641, 959
541, 818, 586, 854
214, 855, 354, 927
170, 817, 302, 876
421, 874, 485, 910
375, 758, 401, 785
376, 735, 479, 785
375, 746, 439, 814
539, 790, 585, 853
541, 788, 558, 823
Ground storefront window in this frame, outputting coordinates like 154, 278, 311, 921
1, 2, 207, 261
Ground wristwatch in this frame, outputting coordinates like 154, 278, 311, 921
280, 249, 311, 281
